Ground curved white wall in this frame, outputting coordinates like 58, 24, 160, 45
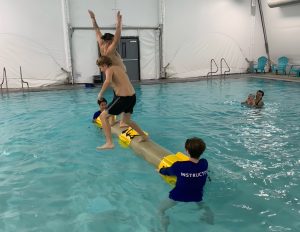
1, 0, 300, 88
0, 0, 68, 88
262, 0, 300, 64
163, 0, 266, 78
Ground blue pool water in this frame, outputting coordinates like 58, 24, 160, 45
0, 77, 300, 231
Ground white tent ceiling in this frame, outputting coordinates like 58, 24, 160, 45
0, 0, 300, 88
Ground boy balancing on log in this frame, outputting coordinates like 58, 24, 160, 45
96, 56, 148, 150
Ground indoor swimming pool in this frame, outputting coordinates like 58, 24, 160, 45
0, 77, 299, 231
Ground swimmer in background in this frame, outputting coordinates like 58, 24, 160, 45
254, 90, 264, 108
241, 90, 264, 108
241, 94, 255, 107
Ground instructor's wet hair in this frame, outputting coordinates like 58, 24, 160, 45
96, 56, 112, 67
185, 137, 206, 159
257, 90, 264, 96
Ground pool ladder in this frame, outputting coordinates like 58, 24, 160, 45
20, 66, 29, 89
0, 68, 8, 93
0, 66, 29, 92
207, 59, 218, 78
207, 58, 230, 78
220, 58, 230, 75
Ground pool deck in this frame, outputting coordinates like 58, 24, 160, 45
1, 72, 300, 93
250, 73, 300, 83
140, 73, 300, 84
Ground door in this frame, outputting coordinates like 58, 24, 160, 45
117, 37, 140, 81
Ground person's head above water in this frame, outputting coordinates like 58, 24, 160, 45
256, 90, 264, 97
97, 97, 107, 111
185, 137, 206, 159
254, 90, 264, 107
246, 94, 255, 105
248, 94, 255, 100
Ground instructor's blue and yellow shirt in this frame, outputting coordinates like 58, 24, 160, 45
159, 159, 208, 202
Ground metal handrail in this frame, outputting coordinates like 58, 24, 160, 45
161, 63, 170, 79
20, 66, 29, 89
206, 59, 219, 78
0, 67, 8, 91
220, 58, 230, 75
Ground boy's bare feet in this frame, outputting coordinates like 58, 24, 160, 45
96, 143, 115, 150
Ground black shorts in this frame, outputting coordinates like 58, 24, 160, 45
107, 94, 136, 115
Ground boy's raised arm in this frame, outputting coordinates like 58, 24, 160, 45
106, 11, 122, 54
88, 10, 103, 48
